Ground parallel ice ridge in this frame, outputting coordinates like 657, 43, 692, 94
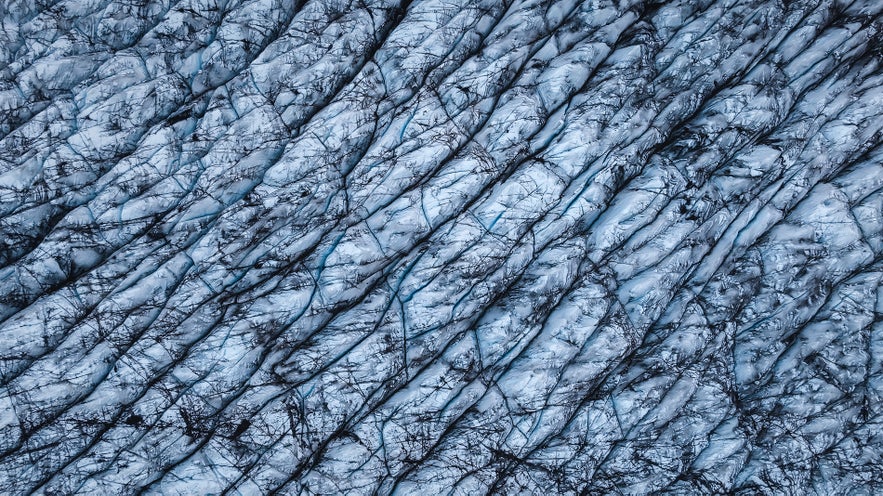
1, 0, 882, 494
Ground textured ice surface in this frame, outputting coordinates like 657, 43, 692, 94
1, 0, 883, 494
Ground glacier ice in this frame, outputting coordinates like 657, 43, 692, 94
1, 0, 883, 494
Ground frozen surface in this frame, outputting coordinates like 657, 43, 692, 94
1, 0, 883, 494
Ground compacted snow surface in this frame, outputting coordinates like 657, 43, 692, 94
1, 0, 883, 494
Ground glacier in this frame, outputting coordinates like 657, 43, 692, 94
1, 0, 882, 494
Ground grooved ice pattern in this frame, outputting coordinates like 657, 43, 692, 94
1, 0, 882, 494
